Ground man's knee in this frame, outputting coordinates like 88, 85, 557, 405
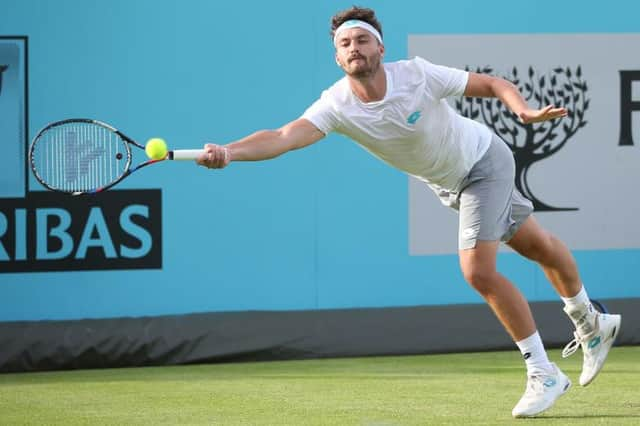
461, 263, 498, 294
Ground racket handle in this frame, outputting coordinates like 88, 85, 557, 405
169, 149, 204, 160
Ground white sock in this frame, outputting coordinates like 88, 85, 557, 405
561, 285, 596, 335
515, 331, 554, 376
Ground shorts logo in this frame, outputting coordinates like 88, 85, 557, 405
462, 228, 475, 238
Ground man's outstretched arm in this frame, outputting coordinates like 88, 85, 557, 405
197, 118, 325, 169
463, 72, 567, 124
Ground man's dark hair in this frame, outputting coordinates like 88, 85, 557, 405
330, 6, 383, 41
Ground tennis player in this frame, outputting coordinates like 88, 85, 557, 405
197, 6, 621, 418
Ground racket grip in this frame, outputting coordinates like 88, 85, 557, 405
169, 149, 204, 160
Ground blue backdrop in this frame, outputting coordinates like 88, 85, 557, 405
1, 0, 639, 321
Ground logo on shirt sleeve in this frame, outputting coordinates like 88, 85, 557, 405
407, 110, 422, 125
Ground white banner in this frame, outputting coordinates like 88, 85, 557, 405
408, 34, 640, 255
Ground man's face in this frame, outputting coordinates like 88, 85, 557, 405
334, 27, 384, 79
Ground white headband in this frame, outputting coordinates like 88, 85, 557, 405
333, 20, 383, 46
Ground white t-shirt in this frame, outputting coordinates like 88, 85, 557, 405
302, 56, 493, 192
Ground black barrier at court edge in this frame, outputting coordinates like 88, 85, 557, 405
0, 298, 638, 373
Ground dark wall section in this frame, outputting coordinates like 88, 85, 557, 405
1, 299, 638, 373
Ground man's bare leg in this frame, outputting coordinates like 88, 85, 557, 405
507, 216, 622, 387
458, 239, 570, 418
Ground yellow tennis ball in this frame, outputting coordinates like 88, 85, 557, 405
145, 138, 168, 160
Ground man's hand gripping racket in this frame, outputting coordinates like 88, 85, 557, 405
197, 144, 231, 169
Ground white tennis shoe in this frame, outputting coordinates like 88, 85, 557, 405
562, 312, 621, 386
512, 363, 571, 418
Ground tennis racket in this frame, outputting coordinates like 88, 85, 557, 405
29, 118, 203, 195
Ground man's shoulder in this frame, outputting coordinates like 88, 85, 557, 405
385, 57, 430, 88
386, 56, 428, 72
319, 76, 351, 104
325, 76, 349, 93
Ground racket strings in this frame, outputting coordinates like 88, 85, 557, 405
32, 123, 129, 192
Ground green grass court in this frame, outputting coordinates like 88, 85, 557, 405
1, 347, 638, 425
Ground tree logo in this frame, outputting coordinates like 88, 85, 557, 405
455, 66, 589, 211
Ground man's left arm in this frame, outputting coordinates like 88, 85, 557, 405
463, 72, 567, 124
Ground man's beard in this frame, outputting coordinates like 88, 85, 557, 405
345, 54, 381, 79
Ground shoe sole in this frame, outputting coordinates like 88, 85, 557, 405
580, 315, 622, 387
513, 378, 572, 418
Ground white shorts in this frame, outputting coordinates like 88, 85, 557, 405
437, 134, 534, 250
